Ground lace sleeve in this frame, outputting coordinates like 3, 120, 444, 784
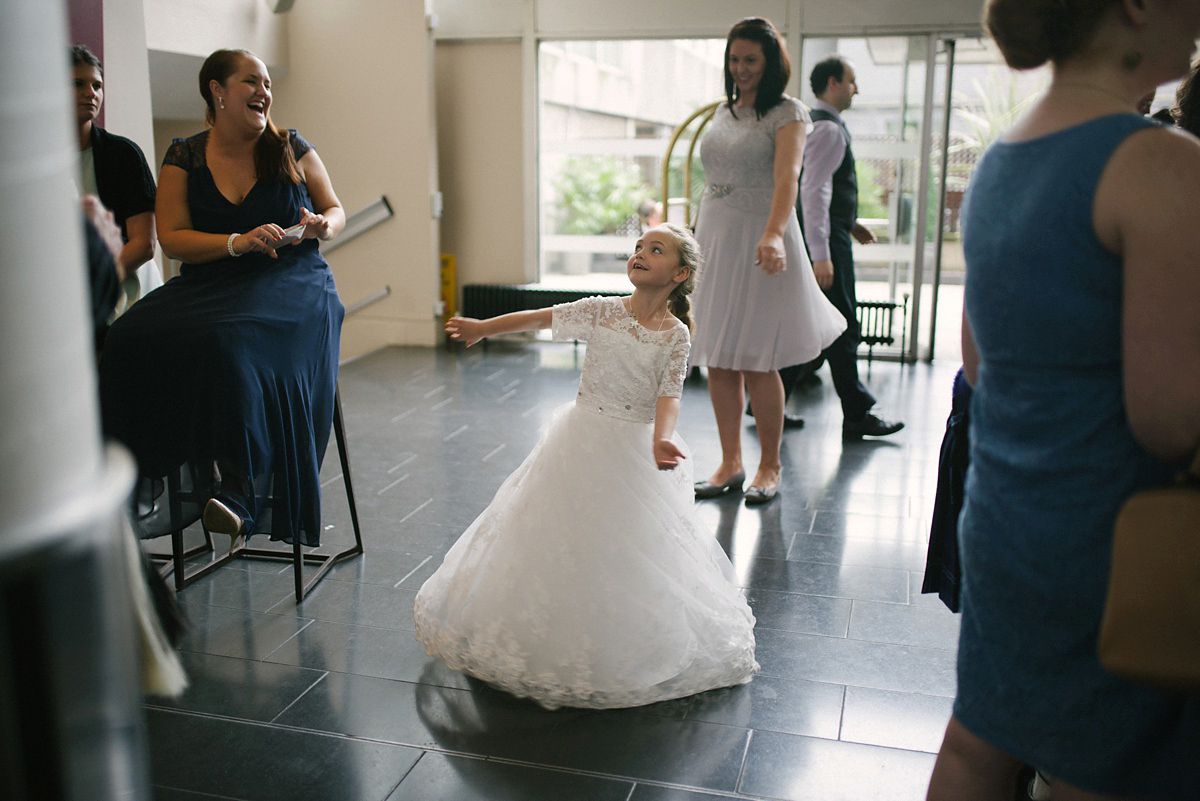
288, 129, 313, 161
658, 326, 691, 399
551, 296, 605, 342
771, 97, 812, 138
162, 137, 192, 170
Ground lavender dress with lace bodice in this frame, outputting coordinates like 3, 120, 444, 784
413, 296, 758, 709
691, 98, 845, 371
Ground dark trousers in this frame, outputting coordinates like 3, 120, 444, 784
782, 223, 875, 420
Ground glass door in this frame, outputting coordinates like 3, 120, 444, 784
798, 35, 1056, 363
537, 38, 725, 290
925, 37, 1052, 362
798, 36, 940, 363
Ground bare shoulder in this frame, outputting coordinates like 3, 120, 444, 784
1113, 123, 1200, 169
1095, 125, 1200, 248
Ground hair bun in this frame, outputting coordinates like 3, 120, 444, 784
985, 0, 1111, 69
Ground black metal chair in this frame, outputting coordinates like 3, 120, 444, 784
856, 293, 910, 369
148, 384, 363, 602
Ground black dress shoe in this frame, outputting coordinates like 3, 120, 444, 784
744, 485, 779, 505
842, 412, 905, 441
695, 471, 745, 499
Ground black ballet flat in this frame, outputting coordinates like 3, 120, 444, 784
694, 470, 745, 499
744, 485, 779, 506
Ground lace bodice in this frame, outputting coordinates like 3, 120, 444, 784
552, 296, 690, 424
700, 97, 810, 214
163, 129, 313, 172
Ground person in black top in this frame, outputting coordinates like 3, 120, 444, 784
71, 44, 157, 283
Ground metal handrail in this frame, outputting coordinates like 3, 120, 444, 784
321, 195, 393, 254
659, 101, 721, 228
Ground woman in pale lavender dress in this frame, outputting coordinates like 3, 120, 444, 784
691, 17, 844, 506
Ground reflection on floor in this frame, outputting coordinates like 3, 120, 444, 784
145, 342, 962, 801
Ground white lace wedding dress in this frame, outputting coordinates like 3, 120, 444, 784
413, 296, 758, 710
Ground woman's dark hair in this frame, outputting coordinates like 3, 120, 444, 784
199, 49, 300, 185
723, 17, 791, 119
1174, 60, 1200, 136
984, 0, 1118, 69
70, 44, 102, 74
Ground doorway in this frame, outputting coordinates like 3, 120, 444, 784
798, 35, 1051, 363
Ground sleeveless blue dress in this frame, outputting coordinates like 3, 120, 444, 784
957, 113, 1199, 796
100, 130, 344, 546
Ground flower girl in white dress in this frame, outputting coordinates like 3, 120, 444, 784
414, 223, 758, 710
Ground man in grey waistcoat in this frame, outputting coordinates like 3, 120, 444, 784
788, 55, 903, 440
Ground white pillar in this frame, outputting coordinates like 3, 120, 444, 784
0, 0, 105, 556
0, 8, 149, 797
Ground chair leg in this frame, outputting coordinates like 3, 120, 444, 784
293, 531, 304, 602
168, 468, 187, 592
334, 386, 364, 556
247, 382, 365, 603
159, 386, 366, 603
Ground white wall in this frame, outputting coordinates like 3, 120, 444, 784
102, 0, 157, 164
144, 0, 287, 62
270, 0, 442, 356
436, 41, 527, 290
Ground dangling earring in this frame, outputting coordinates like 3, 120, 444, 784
218, 96, 225, 109
1122, 50, 1143, 71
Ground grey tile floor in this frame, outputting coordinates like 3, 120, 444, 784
144, 341, 963, 801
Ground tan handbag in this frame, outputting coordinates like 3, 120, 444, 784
1097, 450, 1200, 691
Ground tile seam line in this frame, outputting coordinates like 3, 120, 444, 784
482, 754, 760, 797
149, 696, 942, 761
269, 670, 331, 724
748, 664, 956, 701
751, 621, 960, 653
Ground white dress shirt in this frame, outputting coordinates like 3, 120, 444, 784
798, 98, 848, 263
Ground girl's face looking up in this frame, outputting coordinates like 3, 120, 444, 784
627, 227, 689, 288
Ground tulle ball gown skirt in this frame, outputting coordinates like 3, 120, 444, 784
413, 402, 759, 710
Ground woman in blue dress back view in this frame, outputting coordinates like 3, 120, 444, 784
927, 0, 1200, 798
100, 49, 345, 548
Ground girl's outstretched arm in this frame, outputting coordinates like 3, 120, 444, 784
445, 308, 553, 348
653, 396, 686, 470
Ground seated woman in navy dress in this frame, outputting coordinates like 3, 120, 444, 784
100, 49, 345, 549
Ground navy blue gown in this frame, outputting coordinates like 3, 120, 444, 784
101, 130, 344, 546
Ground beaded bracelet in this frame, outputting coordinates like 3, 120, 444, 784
227, 232, 242, 258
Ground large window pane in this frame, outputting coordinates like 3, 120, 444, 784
538, 39, 724, 288
801, 37, 1050, 362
